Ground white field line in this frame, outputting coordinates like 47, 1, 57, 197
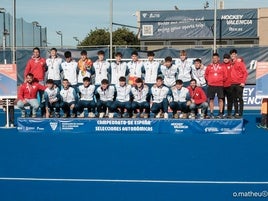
0, 177, 267, 185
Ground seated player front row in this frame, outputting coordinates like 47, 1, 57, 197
18, 73, 211, 119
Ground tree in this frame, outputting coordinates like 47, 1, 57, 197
79, 27, 139, 47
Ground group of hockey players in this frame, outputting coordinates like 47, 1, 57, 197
16, 47, 248, 120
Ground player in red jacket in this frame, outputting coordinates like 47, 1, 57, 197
24, 47, 46, 84
187, 79, 208, 119
205, 53, 227, 118
17, 73, 46, 118
222, 53, 233, 118
229, 49, 248, 118
24, 47, 46, 103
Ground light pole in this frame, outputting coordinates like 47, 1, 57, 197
73, 36, 80, 45
12, 0, 16, 64
56, 31, 63, 49
0, 8, 6, 38
213, 0, 217, 53
109, 0, 113, 59
0, 8, 7, 64
3, 29, 9, 64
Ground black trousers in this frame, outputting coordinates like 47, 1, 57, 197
230, 84, 244, 116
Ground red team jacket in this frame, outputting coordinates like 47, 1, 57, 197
230, 59, 248, 85
24, 57, 46, 82
18, 82, 46, 101
222, 61, 232, 87
187, 86, 207, 105
205, 63, 227, 86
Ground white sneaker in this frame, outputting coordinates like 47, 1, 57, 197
5, 124, 14, 128
99, 112, 105, 118
108, 113, 114, 118
88, 112, 95, 118
21, 112, 26, 118
155, 112, 162, 118
164, 112, 169, 119
189, 113, 196, 119
78, 112, 85, 118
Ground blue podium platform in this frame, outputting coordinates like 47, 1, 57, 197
17, 117, 244, 134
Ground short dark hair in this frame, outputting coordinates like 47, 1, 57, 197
147, 51, 155, 57
97, 50, 105, 55
50, 47, 57, 52
101, 79, 109, 85
213, 53, 219, 57
115, 52, 122, 57
62, 78, 69, 82
156, 76, 163, 81
194, 58, 202, 63
175, 79, 183, 85
83, 77, 91, 82
229, 49, 237, 54
223, 53, 231, 59
135, 78, 143, 83
165, 56, 172, 62
131, 51, 138, 56
190, 78, 197, 83
26, 73, 34, 78
80, 50, 87, 55
46, 79, 54, 84
64, 51, 72, 58
119, 76, 126, 82
33, 47, 40, 53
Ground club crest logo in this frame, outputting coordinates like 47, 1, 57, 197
50, 122, 58, 131
142, 13, 148, 18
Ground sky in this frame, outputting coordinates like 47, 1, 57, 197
1, 0, 268, 47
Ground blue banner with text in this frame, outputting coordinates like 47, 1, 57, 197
17, 118, 244, 135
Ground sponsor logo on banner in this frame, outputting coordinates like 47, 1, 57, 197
50, 122, 58, 131
205, 127, 220, 133
142, 13, 148, 18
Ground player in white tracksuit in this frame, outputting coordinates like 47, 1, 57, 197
175, 50, 193, 86
77, 77, 96, 118
114, 76, 132, 118
151, 76, 171, 119
46, 48, 63, 87
131, 78, 150, 118
60, 79, 78, 118
92, 50, 110, 86
95, 79, 116, 118
61, 51, 78, 91
142, 51, 161, 89
169, 79, 191, 118
42, 79, 61, 118
109, 52, 129, 85
127, 51, 143, 86
191, 58, 207, 93
160, 56, 178, 88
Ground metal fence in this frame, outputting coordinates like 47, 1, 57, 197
0, 12, 47, 48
